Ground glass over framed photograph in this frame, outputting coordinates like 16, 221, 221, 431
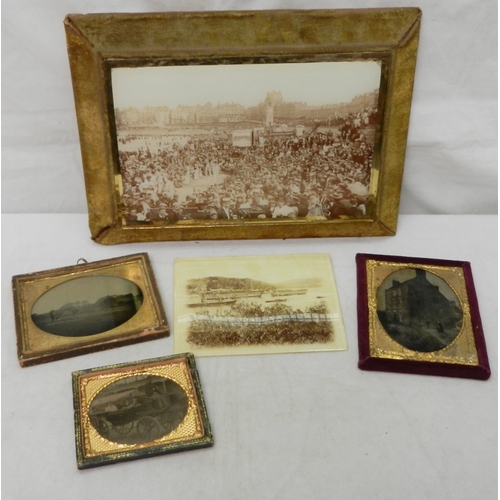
72, 353, 213, 469
174, 253, 347, 357
64, 8, 421, 244
356, 254, 491, 380
12, 253, 168, 367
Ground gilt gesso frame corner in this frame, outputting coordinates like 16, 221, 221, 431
65, 9, 421, 244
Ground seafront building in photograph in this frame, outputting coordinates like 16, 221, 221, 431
115, 89, 379, 128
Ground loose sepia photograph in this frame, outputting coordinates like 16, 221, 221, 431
112, 59, 382, 225
174, 254, 347, 357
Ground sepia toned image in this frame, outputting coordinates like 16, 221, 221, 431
376, 269, 463, 352
66, 10, 421, 242
174, 254, 347, 357
31, 276, 143, 337
112, 60, 382, 224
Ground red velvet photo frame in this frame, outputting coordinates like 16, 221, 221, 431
356, 253, 490, 380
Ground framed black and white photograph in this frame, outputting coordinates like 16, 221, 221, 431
375, 268, 463, 353
73, 353, 213, 469
12, 253, 168, 366
65, 9, 421, 244
356, 253, 491, 380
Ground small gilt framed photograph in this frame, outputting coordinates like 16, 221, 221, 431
72, 353, 213, 469
64, 8, 421, 244
12, 253, 168, 367
174, 253, 347, 357
356, 253, 490, 380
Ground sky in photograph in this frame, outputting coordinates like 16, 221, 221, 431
376, 269, 461, 310
112, 60, 381, 110
176, 254, 335, 287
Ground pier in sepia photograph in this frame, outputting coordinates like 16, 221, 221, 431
376, 268, 464, 353
112, 60, 382, 224
174, 254, 347, 357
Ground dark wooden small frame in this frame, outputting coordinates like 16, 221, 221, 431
356, 253, 490, 380
72, 353, 213, 469
12, 253, 169, 367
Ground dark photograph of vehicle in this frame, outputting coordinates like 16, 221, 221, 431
89, 375, 188, 445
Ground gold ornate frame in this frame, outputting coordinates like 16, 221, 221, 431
65, 9, 421, 244
12, 253, 168, 367
72, 353, 213, 469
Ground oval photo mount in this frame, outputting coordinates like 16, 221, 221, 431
89, 374, 189, 445
376, 268, 463, 352
31, 275, 144, 337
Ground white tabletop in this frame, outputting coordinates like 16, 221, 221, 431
2, 214, 497, 500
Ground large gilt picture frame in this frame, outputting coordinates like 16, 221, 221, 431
65, 9, 421, 244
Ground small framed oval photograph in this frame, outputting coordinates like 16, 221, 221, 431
12, 253, 168, 367
72, 353, 213, 469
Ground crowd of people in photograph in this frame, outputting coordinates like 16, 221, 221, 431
119, 107, 377, 222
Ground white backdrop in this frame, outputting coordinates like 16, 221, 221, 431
2, 2, 498, 499
2, 0, 498, 215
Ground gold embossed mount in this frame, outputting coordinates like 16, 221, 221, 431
64, 9, 421, 244
72, 353, 213, 469
356, 254, 491, 380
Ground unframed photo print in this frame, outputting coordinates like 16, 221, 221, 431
174, 253, 347, 357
